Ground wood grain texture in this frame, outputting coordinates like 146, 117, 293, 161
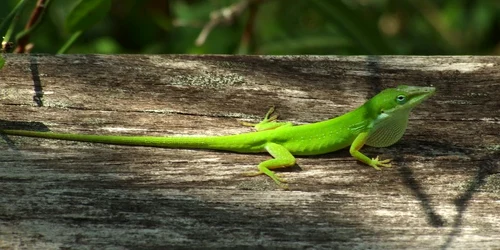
0, 54, 499, 249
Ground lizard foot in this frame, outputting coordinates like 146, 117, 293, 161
240, 106, 284, 131
370, 156, 392, 170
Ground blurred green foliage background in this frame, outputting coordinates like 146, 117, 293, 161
1, 0, 499, 55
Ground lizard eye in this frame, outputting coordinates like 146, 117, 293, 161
396, 95, 406, 104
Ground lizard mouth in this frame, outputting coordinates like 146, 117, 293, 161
407, 86, 436, 106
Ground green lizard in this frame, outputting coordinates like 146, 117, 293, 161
1, 85, 435, 188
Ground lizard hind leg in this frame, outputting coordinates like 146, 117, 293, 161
244, 143, 296, 189
240, 106, 293, 132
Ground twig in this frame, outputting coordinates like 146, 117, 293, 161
237, 1, 260, 54
15, 0, 50, 53
195, 0, 265, 46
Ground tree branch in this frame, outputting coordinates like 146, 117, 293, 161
195, 0, 265, 47
15, 0, 50, 53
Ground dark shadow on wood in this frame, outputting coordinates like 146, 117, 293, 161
0, 133, 18, 150
0, 120, 49, 150
274, 163, 303, 173
366, 56, 383, 92
397, 162, 445, 227
29, 55, 44, 107
389, 139, 474, 228
440, 150, 500, 250
393, 140, 486, 231
404, 139, 473, 158
0, 120, 49, 131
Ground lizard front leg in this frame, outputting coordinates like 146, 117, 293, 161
349, 132, 392, 170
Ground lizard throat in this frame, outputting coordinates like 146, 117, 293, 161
366, 113, 409, 148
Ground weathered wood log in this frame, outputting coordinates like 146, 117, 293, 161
0, 54, 499, 249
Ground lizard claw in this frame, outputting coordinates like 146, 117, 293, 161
261, 106, 279, 123
264, 106, 277, 119
275, 173, 288, 183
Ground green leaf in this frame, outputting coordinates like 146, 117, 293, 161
0, 0, 29, 39
310, 0, 392, 54
65, 0, 112, 33
0, 55, 5, 70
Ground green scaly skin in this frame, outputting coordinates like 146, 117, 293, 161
1, 85, 435, 189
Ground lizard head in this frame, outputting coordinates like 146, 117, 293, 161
371, 85, 436, 116
363, 85, 435, 147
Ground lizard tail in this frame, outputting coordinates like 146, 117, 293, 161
0, 129, 263, 153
